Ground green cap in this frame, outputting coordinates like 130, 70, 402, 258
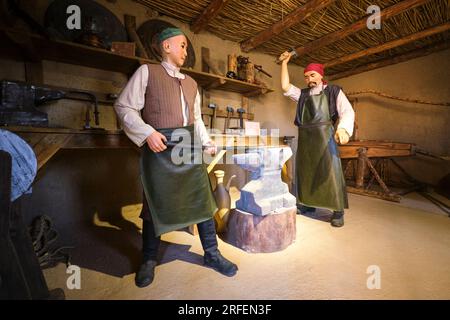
158, 27, 185, 43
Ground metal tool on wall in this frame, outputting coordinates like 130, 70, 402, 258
68, 91, 99, 129
0, 80, 101, 129
224, 106, 234, 133
237, 107, 246, 129
254, 64, 272, 78
207, 103, 217, 130
227, 107, 245, 135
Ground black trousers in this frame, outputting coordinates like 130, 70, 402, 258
141, 196, 218, 262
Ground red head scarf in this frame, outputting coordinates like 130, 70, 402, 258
304, 63, 324, 76
304, 63, 326, 84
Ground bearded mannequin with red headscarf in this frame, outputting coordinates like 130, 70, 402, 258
279, 51, 355, 227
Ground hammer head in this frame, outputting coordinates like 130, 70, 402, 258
236, 108, 245, 130
208, 103, 217, 110
289, 48, 299, 59
226, 106, 234, 113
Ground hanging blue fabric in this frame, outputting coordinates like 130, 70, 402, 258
0, 129, 37, 201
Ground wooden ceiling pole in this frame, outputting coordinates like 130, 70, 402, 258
325, 22, 450, 68
293, 0, 432, 58
327, 41, 450, 80
191, 0, 232, 34
240, 0, 336, 52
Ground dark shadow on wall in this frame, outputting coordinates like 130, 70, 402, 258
21, 149, 144, 278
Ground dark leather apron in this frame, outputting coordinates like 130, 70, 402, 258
296, 90, 348, 211
140, 125, 217, 236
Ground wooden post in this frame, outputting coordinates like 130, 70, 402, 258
124, 14, 149, 59
355, 147, 367, 188
241, 96, 250, 115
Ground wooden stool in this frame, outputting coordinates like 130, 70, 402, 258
225, 207, 297, 253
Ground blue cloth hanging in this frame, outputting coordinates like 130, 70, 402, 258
0, 129, 37, 201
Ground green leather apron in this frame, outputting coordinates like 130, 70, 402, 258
140, 125, 217, 236
296, 91, 348, 211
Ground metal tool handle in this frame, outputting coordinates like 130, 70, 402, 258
275, 48, 298, 64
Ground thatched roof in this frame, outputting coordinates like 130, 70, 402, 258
134, 0, 449, 79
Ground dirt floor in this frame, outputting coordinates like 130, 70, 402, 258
43, 191, 450, 300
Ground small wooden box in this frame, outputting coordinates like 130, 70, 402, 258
110, 42, 136, 57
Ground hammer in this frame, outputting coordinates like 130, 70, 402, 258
237, 107, 245, 129
224, 106, 234, 133
208, 103, 217, 129
275, 48, 299, 64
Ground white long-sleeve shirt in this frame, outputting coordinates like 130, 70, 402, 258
114, 61, 211, 146
284, 82, 355, 136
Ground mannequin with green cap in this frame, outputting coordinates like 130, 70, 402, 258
114, 27, 238, 288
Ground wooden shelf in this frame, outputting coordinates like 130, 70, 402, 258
201, 107, 254, 121
0, 27, 273, 97
183, 69, 273, 96
0, 27, 143, 74
1, 126, 136, 171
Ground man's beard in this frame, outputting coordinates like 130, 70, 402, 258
308, 82, 317, 88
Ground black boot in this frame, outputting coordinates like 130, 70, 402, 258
204, 251, 238, 277
135, 260, 157, 288
197, 218, 238, 277
136, 217, 160, 288
297, 204, 316, 215
331, 211, 344, 227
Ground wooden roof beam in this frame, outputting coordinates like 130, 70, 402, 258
191, 0, 232, 34
325, 22, 450, 68
240, 0, 336, 52
293, 0, 432, 58
327, 41, 450, 80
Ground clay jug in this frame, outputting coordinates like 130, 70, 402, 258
213, 170, 235, 233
